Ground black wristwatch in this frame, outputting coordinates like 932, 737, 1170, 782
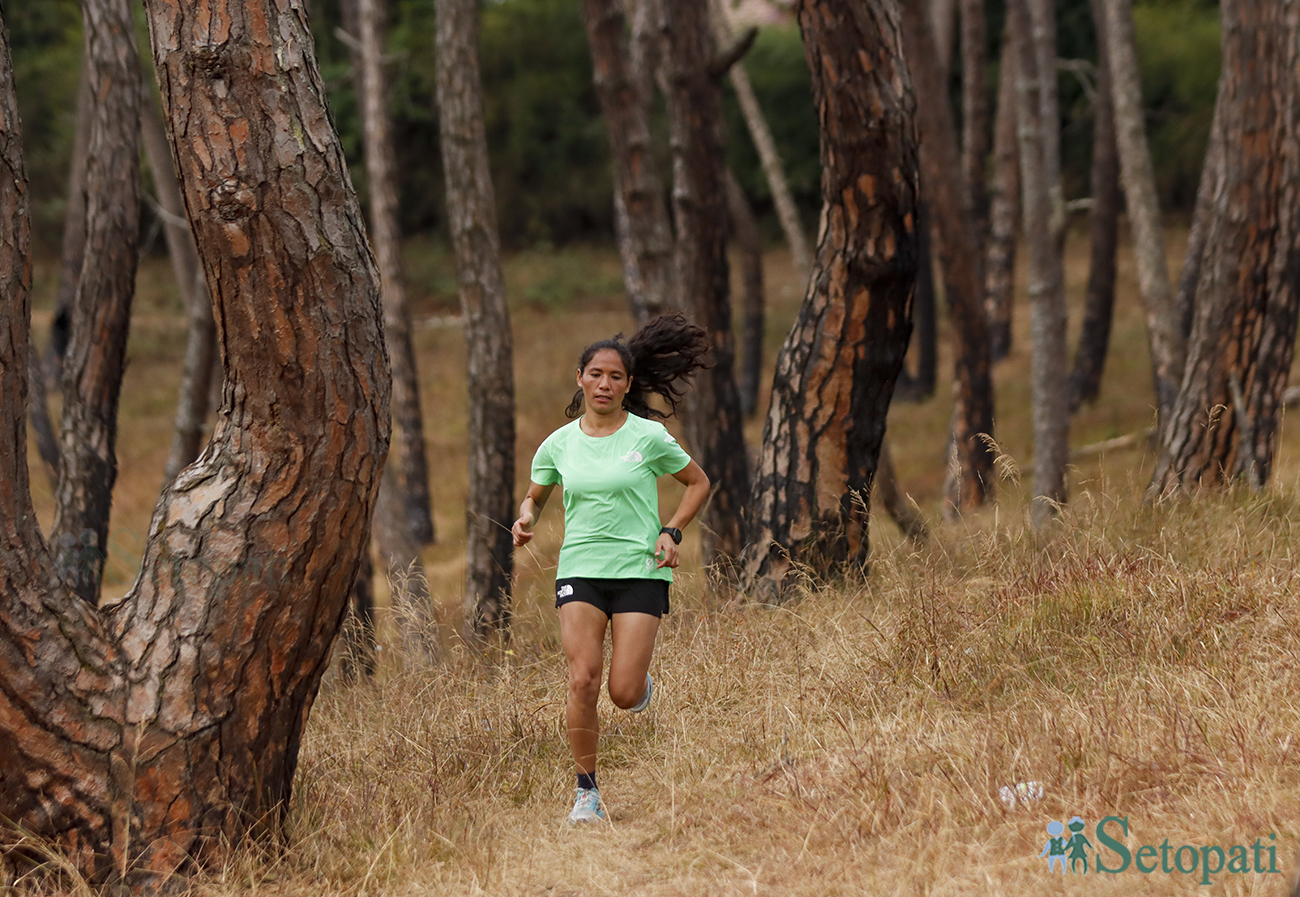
660, 526, 682, 545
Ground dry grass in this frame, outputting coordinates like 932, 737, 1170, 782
20, 230, 1300, 894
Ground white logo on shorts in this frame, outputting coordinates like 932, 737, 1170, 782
557, 584, 574, 598
620, 450, 643, 463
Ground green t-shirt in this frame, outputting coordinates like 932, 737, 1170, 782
531, 414, 692, 581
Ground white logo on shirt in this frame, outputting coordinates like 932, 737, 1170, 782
664, 433, 677, 444
620, 450, 643, 463
645, 558, 656, 570
557, 584, 574, 598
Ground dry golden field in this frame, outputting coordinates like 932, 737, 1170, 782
22, 228, 1300, 895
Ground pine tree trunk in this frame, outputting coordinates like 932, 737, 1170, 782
50, 0, 142, 603
660, 0, 751, 568
959, 0, 989, 235
741, 0, 918, 598
1011, 0, 1070, 526
357, 0, 436, 548
1104, 0, 1182, 429
143, 87, 219, 483
900, 2, 996, 516
1150, 1, 1300, 493
985, 22, 1020, 362
583, 0, 674, 325
436, 0, 517, 638
1069, 0, 1121, 410
0, 0, 390, 887
726, 168, 766, 418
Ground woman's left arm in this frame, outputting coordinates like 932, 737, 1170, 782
655, 460, 710, 569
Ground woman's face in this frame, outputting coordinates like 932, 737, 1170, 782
577, 348, 631, 415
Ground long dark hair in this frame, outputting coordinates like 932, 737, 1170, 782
564, 311, 710, 420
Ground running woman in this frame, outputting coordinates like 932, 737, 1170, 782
512, 312, 711, 825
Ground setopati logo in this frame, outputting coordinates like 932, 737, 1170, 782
1040, 816, 1283, 886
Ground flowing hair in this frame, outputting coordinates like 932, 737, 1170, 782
564, 311, 710, 420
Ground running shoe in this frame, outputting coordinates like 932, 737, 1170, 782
629, 672, 653, 713
567, 787, 605, 824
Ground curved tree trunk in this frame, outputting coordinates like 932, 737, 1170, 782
900, 2, 996, 516
436, 0, 517, 639
741, 0, 918, 598
985, 22, 1020, 362
143, 85, 219, 483
0, 0, 390, 889
1069, 0, 1121, 410
583, 0, 675, 325
1011, 0, 1070, 526
1104, 0, 1181, 430
1150, 1, 1300, 493
726, 168, 766, 418
49, 0, 142, 603
661, 0, 751, 569
358, 0, 436, 549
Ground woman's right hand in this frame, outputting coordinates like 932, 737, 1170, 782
512, 516, 533, 547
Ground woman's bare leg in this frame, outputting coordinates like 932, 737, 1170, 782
559, 602, 609, 774
608, 612, 660, 709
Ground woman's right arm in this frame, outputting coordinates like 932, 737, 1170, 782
512, 481, 556, 547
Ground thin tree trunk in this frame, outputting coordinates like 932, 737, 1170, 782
899, 202, 938, 401
358, 0, 436, 548
1150, 1, 1300, 493
1174, 93, 1225, 344
50, 0, 142, 603
1011, 0, 1070, 526
985, 22, 1020, 362
1069, 0, 1121, 410
583, 0, 675, 325
143, 86, 218, 482
930, 0, 957, 75
712, 0, 811, 275
659, 0, 750, 570
726, 168, 766, 418
900, 2, 996, 516
1104, 0, 1182, 429
875, 436, 927, 543
373, 459, 437, 662
340, 548, 377, 682
959, 0, 989, 236
0, 0, 390, 886
436, 0, 517, 639
741, 0, 918, 598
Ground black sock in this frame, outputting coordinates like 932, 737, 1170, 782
577, 771, 597, 791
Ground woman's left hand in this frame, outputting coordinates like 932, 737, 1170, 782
654, 533, 679, 569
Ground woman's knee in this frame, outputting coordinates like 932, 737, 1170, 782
567, 664, 602, 702
608, 676, 644, 710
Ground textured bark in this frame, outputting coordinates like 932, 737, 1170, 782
985, 24, 1020, 362
583, 0, 675, 325
959, 0, 989, 235
1150, 1, 1300, 493
1069, 0, 1121, 411
0, 0, 390, 888
900, 2, 995, 516
358, 0, 436, 548
1011, 0, 1070, 526
712, 0, 811, 275
144, 87, 219, 483
659, 0, 750, 568
49, 0, 142, 603
726, 168, 766, 418
436, 0, 517, 638
896, 202, 937, 402
741, 0, 918, 597
1104, 0, 1182, 429
1175, 87, 1225, 345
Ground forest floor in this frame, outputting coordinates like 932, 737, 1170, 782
23, 227, 1300, 895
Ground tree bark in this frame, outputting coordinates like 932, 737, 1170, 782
741, 0, 918, 598
1069, 0, 1121, 410
143, 85, 220, 483
1150, 1, 1300, 493
712, 0, 811, 275
900, 2, 996, 516
660, 0, 751, 570
358, 0, 436, 548
959, 0, 989, 236
726, 168, 766, 418
985, 22, 1020, 362
436, 0, 517, 639
1011, 0, 1070, 526
896, 202, 937, 402
1104, 0, 1182, 429
930, 0, 957, 75
49, 0, 142, 603
0, 0, 390, 888
583, 0, 675, 325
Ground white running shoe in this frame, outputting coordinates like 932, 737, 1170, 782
567, 787, 605, 824
629, 672, 653, 713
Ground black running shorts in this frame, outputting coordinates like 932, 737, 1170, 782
554, 577, 670, 618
